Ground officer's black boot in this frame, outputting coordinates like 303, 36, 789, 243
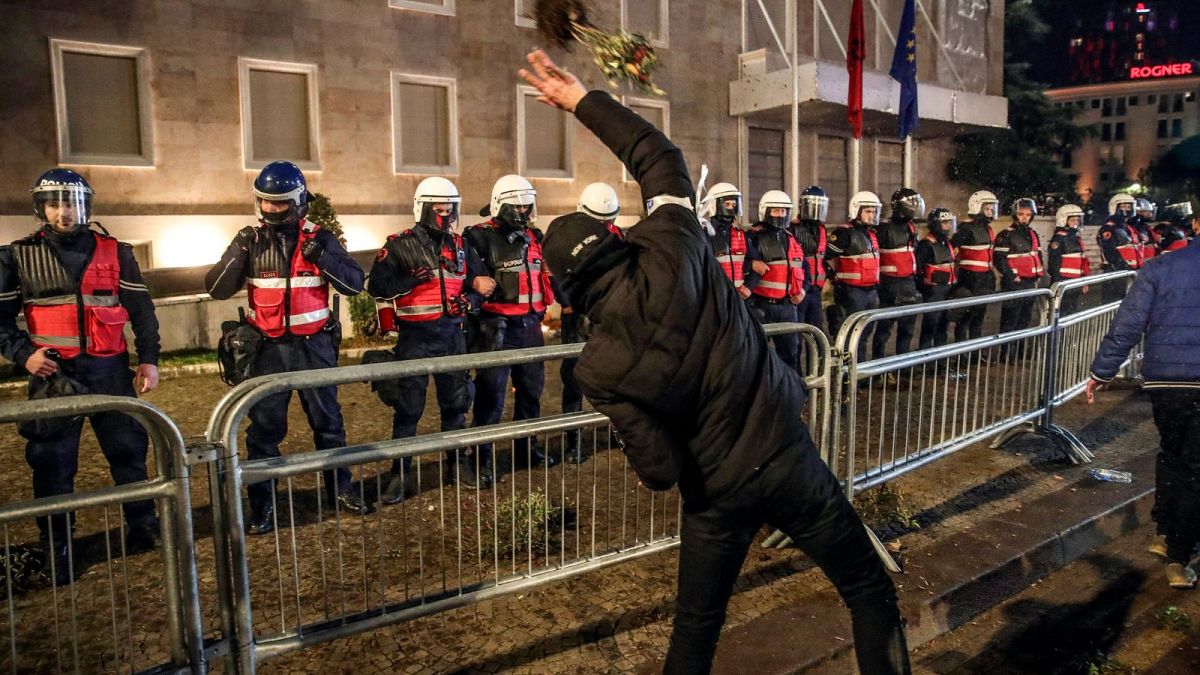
335, 489, 375, 516
454, 455, 481, 490
380, 469, 418, 505
42, 535, 79, 587
565, 430, 586, 464
247, 500, 275, 535
125, 520, 161, 554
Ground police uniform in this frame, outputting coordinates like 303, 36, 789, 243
706, 219, 759, 290
873, 218, 921, 359
206, 218, 368, 523
915, 230, 957, 349
367, 224, 482, 497
1155, 221, 1190, 254
0, 227, 161, 548
951, 214, 996, 341
465, 219, 557, 470
1047, 226, 1090, 315
993, 222, 1045, 335
746, 223, 806, 372
1128, 215, 1158, 263
825, 220, 880, 361
790, 218, 828, 331
1096, 215, 1142, 302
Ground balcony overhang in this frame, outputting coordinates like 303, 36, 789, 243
729, 60, 1008, 139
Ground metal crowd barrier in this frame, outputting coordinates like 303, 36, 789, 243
0, 395, 203, 674
198, 323, 833, 671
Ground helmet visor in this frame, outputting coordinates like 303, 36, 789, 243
797, 194, 829, 222
34, 189, 91, 229
419, 201, 460, 231
894, 194, 926, 220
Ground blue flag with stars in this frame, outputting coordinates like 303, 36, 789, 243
889, 0, 918, 139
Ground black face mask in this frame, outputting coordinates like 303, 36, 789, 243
496, 204, 532, 231
711, 214, 735, 228
765, 215, 789, 230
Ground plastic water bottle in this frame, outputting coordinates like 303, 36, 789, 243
1088, 468, 1134, 483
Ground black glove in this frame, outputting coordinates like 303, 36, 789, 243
233, 226, 258, 252
448, 295, 473, 317
412, 266, 435, 283
301, 237, 325, 264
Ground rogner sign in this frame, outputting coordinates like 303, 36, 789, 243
1129, 63, 1194, 79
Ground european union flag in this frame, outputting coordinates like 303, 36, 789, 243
889, 0, 919, 139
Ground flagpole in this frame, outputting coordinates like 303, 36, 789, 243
850, 137, 861, 196
789, 0, 799, 202
903, 134, 913, 187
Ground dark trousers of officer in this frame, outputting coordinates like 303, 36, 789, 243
22, 354, 156, 541
559, 313, 586, 453
831, 284, 879, 363
749, 296, 802, 372
664, 431, 908, 674
472, 312, 545, 462
918, 284, 954, 350
1058, 285, 1082, 316
873, 278, 918, 360
999, 278, 1038, 333
797, 286, 824, 331
245, 331, 351, 509
953, 271, 995, 342
1149, 389, 1200, 563
1101, 266, 1131, 304
389, 317, 472, 477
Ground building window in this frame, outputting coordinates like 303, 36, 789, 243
1115, 122, 1126, 141
1091, 99, 1100, 109
1101, 123, 1111, 141
515, 0, 536, 27
817, 135, 850, 219
1187, 92, 1196, 103
1116, 98, 1126, 116
1172, 118, 1183, 138
388, 0, 454, 16
1173, 94, 1184, 112
876, 140, 904, 194
391, 73, 457, 174
622, 97, 669, 182
1128, 96, 1139, 106
1158, 119, 1168, 139
747, 127, 785, 213
238, 58, 321, 171
517, 86, 572, 177
1158, 95, 1169, 113
1113, 144, 1125, 165
1101, 98, 1112, 116
622, 0, 669, 47
1148, 94, 1157, 104
49, 39, 154, 166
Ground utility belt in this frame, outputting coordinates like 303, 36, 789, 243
218, 297, 341, 386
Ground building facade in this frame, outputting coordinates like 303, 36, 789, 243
0, 0, 1006, 272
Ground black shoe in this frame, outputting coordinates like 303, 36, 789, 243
335, 490, 375, 516
43, 539, 80, 587
530, 446, 559, 468
247, 502, 275, 535
125, 522, 161, 554
565, 445, 586, 464
380, 472, 418, 505
454, 459, 481, 490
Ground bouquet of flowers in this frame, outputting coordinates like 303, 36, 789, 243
534, 0, 666, 96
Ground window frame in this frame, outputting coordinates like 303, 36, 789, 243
388, 0, 455, 16
516, 85, 574, 179
515, 0, 535, 28
238, 57, 322, 172
49, 38, 156, 167
620, 96, 671, 182
390, 72, 459, 175
621, 0, 669, 49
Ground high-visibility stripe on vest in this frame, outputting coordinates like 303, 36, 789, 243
1058, 252, 1088, 278
389, 234, 467, 324
246, 224, 330, 338
804, 224, 828, 288
1117, 226, 1143, 269
477, 223, 552, 317
1005, 229, 1044, 279
957, 244, 993, 271
919, 234, 957, 286
713, 227, 748, 288
879, 245, 916, 277
752, 234, 805, 300
20, 233, 128, 359
832, 228, 881, 287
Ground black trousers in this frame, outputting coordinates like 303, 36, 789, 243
749, 296, 802, 372
1149, 389, 1200, 562
953, 271, 995, 342
472, 312, 545, 459
559, 313, 586, 451
663, 434, 909, 674
831, 284, 879, 363
918, 284, 954, 350
873, 278, 919, 360
22, 354, 156, 541
245, 331, 351, 508
389, 317, 472, 474
797, 285, 824, 332
999, 278, 1038, 333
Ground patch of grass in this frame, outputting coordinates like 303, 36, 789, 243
1082, 651, 1137, 674
0, 545, 49, 595
1156, 605, 1192, 632
156, 348, 217, 367
480, 491, 562, 558
853, 484, 921, 531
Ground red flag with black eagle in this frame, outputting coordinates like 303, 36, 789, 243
847, 0, 865, 138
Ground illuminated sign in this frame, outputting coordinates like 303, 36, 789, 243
1129, 62, 1194, 79
1135, 2, 1151, 14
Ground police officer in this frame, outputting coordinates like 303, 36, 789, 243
205, 161, 372, 535
0, 169, 162, 583
915, 208, 957, 350
1156, 201, 1193, 254
699, 182, 762, 297
1130, 198, 1158, 263
826, 191, 882, 361
952, 190, 999, 342
553, 182, 621, 464
993, 197, 1045, 342
367, 177, 488, 501
872, 188, 924, 359
1047, 204, 1090, 315
746, 190, 806, 372
466, 175, 558, 482
790, 186, 830, 333
1097, 192, 1142, 303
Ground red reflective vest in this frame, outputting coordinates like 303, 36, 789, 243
956, 222, 995, 273
919, 233, 957, 287
752, 232, 805, 300
377, 232, 468, 330
246, 224, 330, 338
713, 227, 748, 288
474, 221, 553, 317
1005, 229, 1044, 279
832, 227, 881, 287
20, 233, 128, 359
1164, 238, 1189, 253
1118, 225, 1144, 269
878, 223, 917, 278
804, 225, 828, 288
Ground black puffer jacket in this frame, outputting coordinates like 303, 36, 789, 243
568, 91, 808, 511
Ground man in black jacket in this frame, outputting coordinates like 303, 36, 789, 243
522, 50, 908, 675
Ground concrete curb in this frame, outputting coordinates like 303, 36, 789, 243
708, 451, 1157, 674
